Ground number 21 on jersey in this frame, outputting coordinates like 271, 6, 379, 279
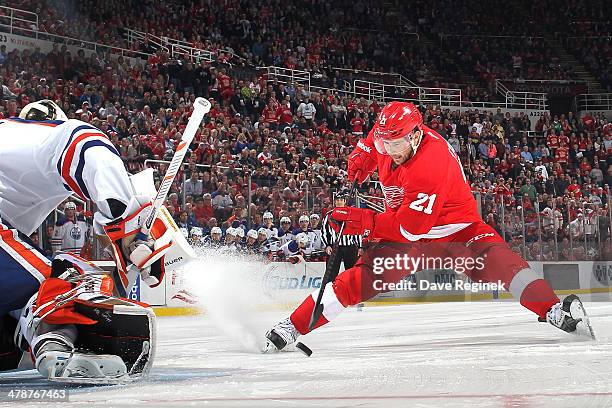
409, 193, 436, 214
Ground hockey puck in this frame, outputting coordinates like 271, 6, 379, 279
295, 342, 312, 357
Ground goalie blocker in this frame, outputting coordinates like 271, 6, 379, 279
9, 253, 156, 384
99, 169, 197, 297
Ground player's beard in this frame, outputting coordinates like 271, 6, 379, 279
390, 145, 414, 166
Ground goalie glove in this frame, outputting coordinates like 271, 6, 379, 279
102, 196, 174, 291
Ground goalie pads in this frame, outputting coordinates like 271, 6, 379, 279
98, 169, 196, 295
14, 255, 156, 384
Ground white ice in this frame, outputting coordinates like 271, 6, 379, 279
3, 300, 612, 408
3, 251, 612, 408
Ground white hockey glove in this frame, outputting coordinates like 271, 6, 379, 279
96, 169, 196, 294
101, 196, 177, 292
103, 197, 173, 289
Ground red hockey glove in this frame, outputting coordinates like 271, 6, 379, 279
347, 143, 377, 184
330, 207, 376, 237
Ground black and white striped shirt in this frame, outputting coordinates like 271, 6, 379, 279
321, 211, 362, 248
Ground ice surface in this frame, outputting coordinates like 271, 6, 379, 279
3, 301, 612, 408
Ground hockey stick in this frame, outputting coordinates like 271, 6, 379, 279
308, 176, 360, 331
135, 97, 211, 241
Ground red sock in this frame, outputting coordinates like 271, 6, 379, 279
520, 279, 559, 318
290, 295, 330, 335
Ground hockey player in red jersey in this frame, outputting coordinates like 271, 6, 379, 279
264, 101, 594, 352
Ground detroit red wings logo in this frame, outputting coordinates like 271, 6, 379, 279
381, 184, 405, 209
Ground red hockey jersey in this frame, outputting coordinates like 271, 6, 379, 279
361, 125, 482, 242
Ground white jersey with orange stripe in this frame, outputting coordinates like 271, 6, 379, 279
0, 117, 133, 235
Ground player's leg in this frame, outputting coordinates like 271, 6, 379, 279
264, 242, 411, 351
455, 222, 594, 337
0, 315, 22, 371
450, 221, 559, 318
0, 224, 51, 316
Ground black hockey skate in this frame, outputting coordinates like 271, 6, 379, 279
542, 294, 596, 340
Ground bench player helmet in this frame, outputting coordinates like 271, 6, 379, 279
236, 227, 245, 238
190, 227, 203, 237
19, 99, 68, 121
372, 101, 423, 156
295, 232, 310, 247
211, 227, 222, 240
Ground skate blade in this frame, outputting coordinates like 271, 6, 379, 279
47, 374, 135, 385
261, 339, 304, 354
261, 338, 280, 354
570, 298, 596, 340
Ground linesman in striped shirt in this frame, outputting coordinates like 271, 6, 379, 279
322, 188, 362, 282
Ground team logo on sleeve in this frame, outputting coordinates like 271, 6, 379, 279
381, 184, 405, 209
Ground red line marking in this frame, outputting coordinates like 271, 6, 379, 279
76, 391, 612, 403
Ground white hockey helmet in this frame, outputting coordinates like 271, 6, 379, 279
19, 99, 68, 121
64, 201, 77, 211
257, 227, 268, 237
310, 213, 320, 221
299, 215, 309, 223
280, 216, 291, 224
263, 211, 274, 220
247, 229, 258, 239
211, 226, 222, 235
190, 227, 203, 237
236, 227, 245, 238
296, 232, 310, 246
226, 227, 237, 236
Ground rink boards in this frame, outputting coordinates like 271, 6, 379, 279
99, 260, 612, 314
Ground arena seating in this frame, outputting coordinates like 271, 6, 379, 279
0, 0, 610, 260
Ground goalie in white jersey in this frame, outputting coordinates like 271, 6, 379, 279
0, 100, 194, 384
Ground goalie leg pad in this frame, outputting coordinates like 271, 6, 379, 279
34, 327, 130, 383
72, 297, 156, 378
14, 274, 156, 383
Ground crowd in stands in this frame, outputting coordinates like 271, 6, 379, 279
3, 0, 609, 100
0, 0, 611, 261
563, 21, 611, 91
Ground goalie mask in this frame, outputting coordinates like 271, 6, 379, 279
19, 99, 68, 121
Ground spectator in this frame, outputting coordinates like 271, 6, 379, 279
184, 172, 204, 198
297, 96, 316, 127
212, 182, 234, 220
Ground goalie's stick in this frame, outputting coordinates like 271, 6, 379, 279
308, 176, 360, 331
135, 97, 211, 241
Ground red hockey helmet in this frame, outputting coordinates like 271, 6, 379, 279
372, 101, 423, 155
